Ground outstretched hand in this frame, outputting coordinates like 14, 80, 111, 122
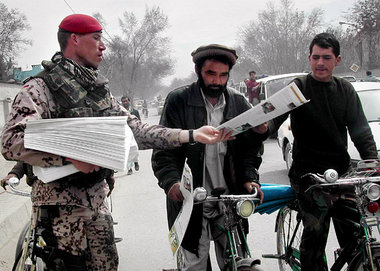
194, 126, 235, 144
66, 158, 100, 174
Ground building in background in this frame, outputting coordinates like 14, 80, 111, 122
13, 65, 43, 83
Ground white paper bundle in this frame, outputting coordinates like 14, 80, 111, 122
24, 116, 134, 174
217, 82, 309, 136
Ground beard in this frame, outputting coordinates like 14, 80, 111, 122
198, 74, 227, 98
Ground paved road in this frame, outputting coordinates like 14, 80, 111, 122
112, 135, 289, 270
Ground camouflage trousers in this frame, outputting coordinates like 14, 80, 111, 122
32, 202, 118, 270
290, 176, 359, 271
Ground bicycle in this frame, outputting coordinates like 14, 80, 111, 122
263, 159, 380, 271
191, 187, 263, 271
4, 177, 43, 271
6, 177, 122, 271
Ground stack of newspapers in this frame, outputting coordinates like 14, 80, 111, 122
24, 116, 137, 183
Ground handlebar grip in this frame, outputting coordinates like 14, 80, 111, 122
251, 187, 258, 197
8, 177, 20, 186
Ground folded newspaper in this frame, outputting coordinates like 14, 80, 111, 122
168, 160, 193, 257
24, 116, 138, 183
217, 82, 308, 135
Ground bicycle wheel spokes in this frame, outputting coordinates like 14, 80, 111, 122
277, 206, 303, 271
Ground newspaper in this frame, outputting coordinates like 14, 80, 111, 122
168, 161, 194, 257
32, 137, 138, 183
24, 116, 137, 182
217, 82, 308, 135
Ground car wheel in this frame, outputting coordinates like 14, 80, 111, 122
284, 143, 292, 170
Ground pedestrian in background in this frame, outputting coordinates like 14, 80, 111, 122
121, 95, 140, 174
366, 70, 380, 82
245, 70, 260, 105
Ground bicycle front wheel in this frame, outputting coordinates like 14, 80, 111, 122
347, 243, 380, 271
276, 206, 303, 271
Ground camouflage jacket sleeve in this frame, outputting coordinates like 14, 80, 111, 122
109, 96, 183, 150
1, 78, 64, 167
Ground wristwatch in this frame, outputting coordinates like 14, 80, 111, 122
189, 129, 196, 145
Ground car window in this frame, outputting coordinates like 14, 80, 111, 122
357, 89, 380, 122
266, 76, 298, 97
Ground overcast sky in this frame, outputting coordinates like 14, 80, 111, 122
3, 0, 355, 81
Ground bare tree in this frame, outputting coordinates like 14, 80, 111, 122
346, 0, 380, 69
235, 0, 323, 78
0, 2, 32, 80
99, 6, 174, 99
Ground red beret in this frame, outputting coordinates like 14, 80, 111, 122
59, 14, 102, 34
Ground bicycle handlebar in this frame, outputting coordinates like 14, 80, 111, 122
6, 177, 31, 197
194, 186, 259, 203
305, 170, 380, 193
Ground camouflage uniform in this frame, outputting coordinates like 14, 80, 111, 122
1, 58, 183, 270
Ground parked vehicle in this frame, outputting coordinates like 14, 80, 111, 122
277, 81, 380, 169
157, 100, 165, 115
256, 73, 308, 102
133, 99, 144, 111
263, 159, 380, 271
340, 75, 356, 82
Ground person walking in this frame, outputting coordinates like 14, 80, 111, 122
121, 95, 140, 174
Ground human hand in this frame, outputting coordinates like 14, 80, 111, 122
193, 126, 235, 144
66, 158, 100, 174
1, 173, 17, 190
244, 182, 264, 204
252, 122, 268, 134
168, 182, 184, 202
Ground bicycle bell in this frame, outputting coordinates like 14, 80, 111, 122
324, 169, 338, 183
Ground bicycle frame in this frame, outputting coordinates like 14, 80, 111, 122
264, 160, 380, 271
214, 201, 253, 270
193, 188, 262, 271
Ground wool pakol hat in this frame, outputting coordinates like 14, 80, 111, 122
59, 14, 102, 34
191, 44, 238, 66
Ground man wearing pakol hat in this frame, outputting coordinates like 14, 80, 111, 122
1, 15, 230, 270
152, 44, 267, 270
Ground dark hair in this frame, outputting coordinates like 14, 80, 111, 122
366, 70, 372, 76
121, 96, 130, 101
249, 71, 256, 76
309, 32, 340, 57
57, 30, 73, 52
195, 55, 232, 72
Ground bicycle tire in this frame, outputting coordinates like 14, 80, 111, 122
13, 223, 46, 271
276, 206, 303, 271
15, 222, 30, 259
347, 243, 380, 271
